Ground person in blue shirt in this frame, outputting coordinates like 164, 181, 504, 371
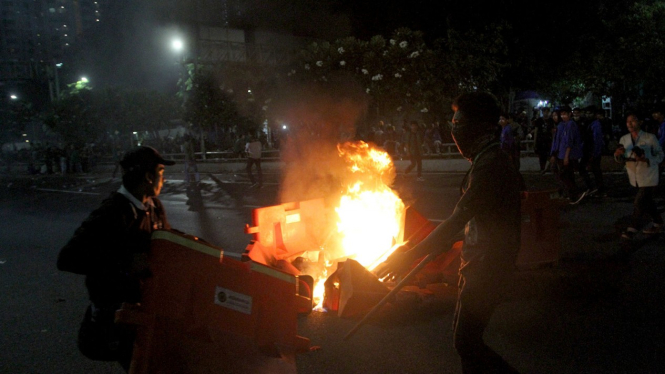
584, 109, 607, 196
573, 107, 595, 194
499, 113, 517, 165
550, 106, 586, 204
499, 113, 520, 170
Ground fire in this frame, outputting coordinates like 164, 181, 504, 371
336, 182, 405, 268
312, 141, 406, 310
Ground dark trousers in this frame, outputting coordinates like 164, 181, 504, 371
588, 156, 604, 192
578, 156, 604, 192
631, 186, 663, 229
184, 160, 199, 183
246, 158, 262, 185
453, 264, 519, 374
555, 158, 580, 198
405, 153, 422, 177
537, 152, 549, 171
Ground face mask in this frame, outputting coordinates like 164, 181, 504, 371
450, 110, 496, 160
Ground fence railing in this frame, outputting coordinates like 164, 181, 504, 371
162, 140, 536, 162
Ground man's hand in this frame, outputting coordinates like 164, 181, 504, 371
614, 145, 625, 158
373, 248, 418, 281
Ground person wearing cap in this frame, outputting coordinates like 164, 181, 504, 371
57, 146, 175, 371
377, 92, 523, 374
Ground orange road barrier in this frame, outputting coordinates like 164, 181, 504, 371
116, 230, 311, 374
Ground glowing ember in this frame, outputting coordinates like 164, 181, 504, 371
311, 141, 406, 311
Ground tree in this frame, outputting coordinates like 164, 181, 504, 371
180, 64, 246, 141
44, 83, 182, 150
1, 99, 35, 154
42, 89, 98, 147
595, 1, 665, 113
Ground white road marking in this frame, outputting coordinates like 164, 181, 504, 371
34, 188, 100, 195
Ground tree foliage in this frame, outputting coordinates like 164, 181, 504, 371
43, 85, 181, 148
0, 99, 36, 150
179, 64, 245, 134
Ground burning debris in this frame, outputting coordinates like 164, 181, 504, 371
246, 140, 412, 313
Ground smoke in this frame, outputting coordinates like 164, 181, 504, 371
270, 73, 369, 204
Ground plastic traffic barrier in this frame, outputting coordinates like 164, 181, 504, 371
115, 230, 311, 374
517, 190, 561, 269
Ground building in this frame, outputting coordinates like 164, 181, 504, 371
0, 0, 107, 101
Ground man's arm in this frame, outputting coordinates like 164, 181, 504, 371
376, 161, 499, 278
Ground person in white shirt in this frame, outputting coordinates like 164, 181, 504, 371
245, 131, 263, 189
614, 113, 664, 239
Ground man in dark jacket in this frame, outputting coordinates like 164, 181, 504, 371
377, 92, 522, 374
57, 146, 175, 371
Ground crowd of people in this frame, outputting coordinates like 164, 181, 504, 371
366, 120, 452, 159
25, 143, 100, 175
504, 104, 665, 236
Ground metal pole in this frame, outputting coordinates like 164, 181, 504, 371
54, 61, 60, 100
343, 251, 439, 341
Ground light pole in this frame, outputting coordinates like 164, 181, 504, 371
55, 62, 62, 100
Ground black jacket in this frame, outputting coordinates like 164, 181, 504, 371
417, 143, 522, 276
57, 192, 170, 307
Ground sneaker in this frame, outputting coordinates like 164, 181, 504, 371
417, 177, 425, 182
621, 228, 637, 240
643, 223, 663, 235
569, 190, 587, 205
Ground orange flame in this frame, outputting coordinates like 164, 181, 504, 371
312, 141, 405, 310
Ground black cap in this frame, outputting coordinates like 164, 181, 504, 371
120, 146, 175, 173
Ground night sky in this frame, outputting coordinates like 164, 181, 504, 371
81, 0, 616, 90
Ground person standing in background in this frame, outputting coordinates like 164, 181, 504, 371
245, 130, 263, 189
615, 113, 664, 239
404, 120, 424, 181
183, 133, 200, 184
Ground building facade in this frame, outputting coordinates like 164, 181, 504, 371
0, 0, 106, 97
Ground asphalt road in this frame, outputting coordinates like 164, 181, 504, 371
1, 161, 664, 374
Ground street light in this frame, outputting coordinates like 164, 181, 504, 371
10, 94, 18, 100
172, 38, 184, 52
